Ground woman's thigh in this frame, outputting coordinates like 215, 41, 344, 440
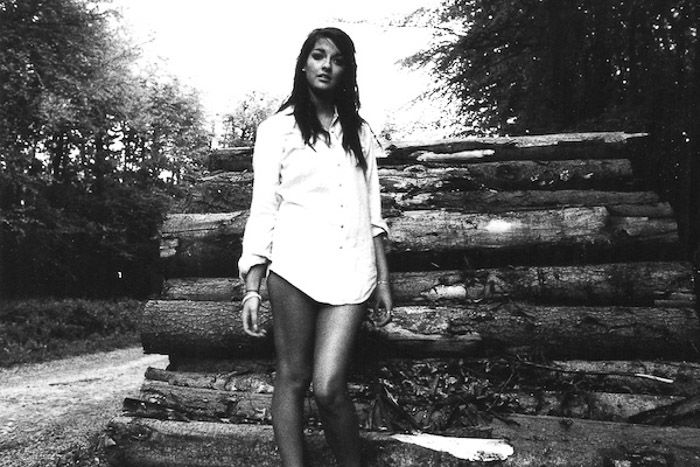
313, 303, 366, 392
267, 272, 317, 376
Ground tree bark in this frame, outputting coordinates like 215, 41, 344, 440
105, 414, 700, 467
161, 262, 694, 307
386, 207, 677, 252
629, 394, 700, 427
205, 133, 646, 171
170, 172, 254, 214
390, 189, 665, 213
164, 357, 700, 398
140, 367, 681, 424
379, 159, 639, 192
159, 208, 680, 277
141, 301, 700, 360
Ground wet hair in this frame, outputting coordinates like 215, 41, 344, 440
278, 27, 366, 171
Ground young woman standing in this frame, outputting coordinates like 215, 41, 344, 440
238, 27, 392, 467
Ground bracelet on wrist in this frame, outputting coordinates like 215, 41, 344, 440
377, 279, 389, 285
241, 291, 262, 306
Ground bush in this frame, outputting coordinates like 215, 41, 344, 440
0, 180, 169, 298
0, 298, 143, 367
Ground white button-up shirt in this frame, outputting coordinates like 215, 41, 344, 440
238, 108, 389, 305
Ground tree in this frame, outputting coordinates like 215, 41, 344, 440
404, 0, 700, 255
220, 92, 279, 147
0, 0, 211, 297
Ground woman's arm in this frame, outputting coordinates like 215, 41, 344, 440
241, 263, 267, 337
239, 118, 282, 338
364, 124, 392, 325
372, 233, 392, 326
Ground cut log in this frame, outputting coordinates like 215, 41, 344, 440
629, 394, 700, 427
384, 131, 647, 157
140, 300, 274, 358
205, 133, 647, 171
379, 159, 639, 192
144, 367, 274, 393
105, 414, 700, 467
515, 391, 682, 422
386, 207, 678, 252
208, 147, 253, 172
165, 357, 700, 398
515, 360, 700, 397
391, 189, 667, 214
160, 262, 694, 306
159, 212, 248, 278
138, 380, 276, 422
170, 172, 254, 214
160, 208, 680, 277
140, 367, 681, 424
141, 301, 700, 360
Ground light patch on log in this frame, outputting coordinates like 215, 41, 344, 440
162, 212, 248, 238
391, 433, 513, 461
387, 132, 647, 152
417, 149, 496, 162
160, 238, 179, 259
388, 207, 610, 251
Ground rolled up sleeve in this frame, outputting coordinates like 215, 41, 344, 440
364, 125, 389, 238
237, 120, 283, 279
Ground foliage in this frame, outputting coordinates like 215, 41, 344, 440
0, 0, 211, 297
404, 0, 700, 253
0, 298, 142, 367
220, 92, 279, 147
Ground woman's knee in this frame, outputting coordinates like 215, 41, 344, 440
275, 364, 312, 393
313, 377, 347, 412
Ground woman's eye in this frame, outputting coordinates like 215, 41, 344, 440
333, 58, 345, 66
311, 53, 324, 60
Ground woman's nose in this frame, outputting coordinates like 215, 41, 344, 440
321, 58, 331, 70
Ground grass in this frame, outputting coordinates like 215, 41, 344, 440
0, 298, 143, 367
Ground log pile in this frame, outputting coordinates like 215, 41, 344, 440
107, 132, 700, 466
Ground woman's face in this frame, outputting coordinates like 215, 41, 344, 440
304, 37, 346, 95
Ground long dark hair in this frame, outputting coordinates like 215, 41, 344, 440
279, 27, 367, 171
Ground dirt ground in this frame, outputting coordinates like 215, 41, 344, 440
0, 347, 168, 467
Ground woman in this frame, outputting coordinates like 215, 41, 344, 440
238, 27, 392, 467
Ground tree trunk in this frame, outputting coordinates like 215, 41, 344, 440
159, 212, 248, 278
139, 367, 681, 424
164, 357, 700, 398
141, 301, 700, 360
105, 414, 700, 467
161, 261, 694, 307
382, 132, 646, 161
159, 208, 680, 277
379, 159, 639, 192
386, 207, 677, 252
170, 172, 254, 214
629, 394, 700, 427
390, 189, 665, 213
205, 133, 646, 172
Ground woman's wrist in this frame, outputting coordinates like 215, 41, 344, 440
241, 291, 262, 305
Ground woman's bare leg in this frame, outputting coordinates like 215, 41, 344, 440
313, 303, 366, 467
268, 272, 318, 467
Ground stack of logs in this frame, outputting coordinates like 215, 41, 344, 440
106, 132, 700, 466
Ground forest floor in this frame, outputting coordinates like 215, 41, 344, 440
0, 347, 168, 467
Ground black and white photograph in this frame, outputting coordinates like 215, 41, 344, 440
1, 1, 699, 465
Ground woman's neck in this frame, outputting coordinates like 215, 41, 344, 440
309, 89, 335, 128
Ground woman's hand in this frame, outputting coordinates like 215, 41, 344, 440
241, 293, 267, 338
371, 281, 393, 327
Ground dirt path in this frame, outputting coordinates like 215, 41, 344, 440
0, 347, 168, 467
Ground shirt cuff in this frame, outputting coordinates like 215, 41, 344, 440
237, 253, 270, 281
372, 223, 389, 238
